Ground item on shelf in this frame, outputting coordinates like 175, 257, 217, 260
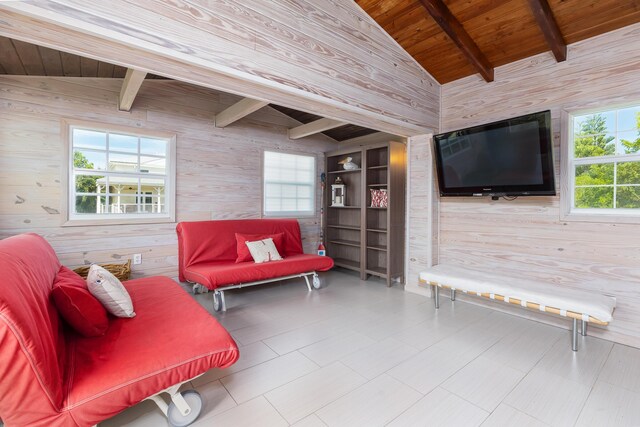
370, 189, 388, 208
331, 176, 346, 207
338, 156, 359, 170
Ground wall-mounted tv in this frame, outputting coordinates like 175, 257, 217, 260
433, 110, 556, 198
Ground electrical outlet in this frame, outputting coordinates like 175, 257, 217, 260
133, 254, 142, 265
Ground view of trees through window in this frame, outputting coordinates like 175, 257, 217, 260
573, 105, 640, 210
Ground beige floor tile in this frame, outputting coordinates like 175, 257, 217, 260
388, 387, 488, 427
98, 400, 165, 427
341, 337, 419, 379
265, 362, 366, 424
220, 351, 318, 403
263, 318, 345, 355
575, 381, 640, 427
292, 414, 328, 427
442, 356, 525, 412
190, 380, 237, 423
480, 404, 549, 427
316, 374, 422, 427
192, 396, 287, 427
598, 343, 640, 393
504, 368, 591, 427
299, 332, 376, 366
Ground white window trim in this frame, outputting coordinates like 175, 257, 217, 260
61, 119, 177, 227
560, 106, 640, 224
261, 149, 317, 218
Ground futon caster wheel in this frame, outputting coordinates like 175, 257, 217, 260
312, 275, 321, 290
167, 390, 202, 427
213, 292, 223, 312
192, 284, 200, 294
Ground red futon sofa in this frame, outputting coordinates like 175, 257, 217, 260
176, 219, 334, 311
0, 234, 239, 427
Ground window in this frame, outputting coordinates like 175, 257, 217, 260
565, 105, 640, 219
66, 122, 176, 225
263, 151, 315, 217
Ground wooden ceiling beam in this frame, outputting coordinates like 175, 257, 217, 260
526, 0, 567, 62
418, 0, 494, 82
215, 98, 268, 128
118, 68, 146, 111
289, 118, 346, 140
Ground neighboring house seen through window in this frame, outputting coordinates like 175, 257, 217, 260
263, 151, 315, 217
67, 123, 175, 224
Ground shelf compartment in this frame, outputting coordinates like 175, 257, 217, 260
330, 239, 360, 248
368, 184, 388, 187
367, 207, 387, 210
327, 224, 361, 231
329, 206, 360, 209
366, 228, 387, 233
366, 245, 387, 251
333, 258, 361, 272
327, 168, 362, 174
365, 267, 387, 278
367, 165, 388, 170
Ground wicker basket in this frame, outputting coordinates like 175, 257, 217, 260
73, 259, 132, 281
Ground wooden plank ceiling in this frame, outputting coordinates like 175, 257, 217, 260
356, 0, 640, 84
0, 35, 375, 141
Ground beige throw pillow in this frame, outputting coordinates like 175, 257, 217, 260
245, 238, 283, 263
87, 264, 136, 318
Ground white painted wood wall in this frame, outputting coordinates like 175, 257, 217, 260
0, 77, 335, 278
439, 23, 640, 347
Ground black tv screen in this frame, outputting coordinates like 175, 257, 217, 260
433, 110, 556, 197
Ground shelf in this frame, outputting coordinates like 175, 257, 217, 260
327, 225, 361, 231
365, 267, 388, 278
367, 165, 388, 170
366, 245, 387, 252
366, 228, 387, 233
333, 258, 361, 272
328, 169, 362, 174
329, 239, 360, 248
367, 207, 387, 210
368, 184, 388, 187
329, 206, 360, 209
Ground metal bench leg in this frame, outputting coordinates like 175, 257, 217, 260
451, 289, 456, 301
581, 320, 588, 336
303, 274, 312, 291
572, 318, 578, 351
433, 285, 440, 309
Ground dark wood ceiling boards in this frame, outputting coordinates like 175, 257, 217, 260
357, 0, 640, 84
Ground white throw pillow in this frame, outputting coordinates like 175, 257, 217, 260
86, 264, 136, 318
245, 238, 283, 263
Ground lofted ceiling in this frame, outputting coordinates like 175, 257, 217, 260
356, 0, 640, 84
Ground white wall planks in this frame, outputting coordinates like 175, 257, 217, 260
0, 76, 335, 278
0, 0, 439, 136
439, 23, 640, 348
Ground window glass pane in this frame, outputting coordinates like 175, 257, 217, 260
109, 153, 139, 172
297, 198, 312, 211
617, 162, 640, 185
75, 174, 104, 193
618, 106, 640, 131
265, 183, 281, 198
617, 186, 640, 208
75, 195, 105, 214
73, 129, 106, 150
263, 151, 314, 215
573, 133, 615, 158
265, 198, 281, 212
140, 156, 166, 174
297, 185, 312, 198
141, 177, 165, 193
281, 198, 297, 211
574, 187, 614, 209
110, 133, 138, 153
108, 195, 137, 214
573, 112, 615, 135
140, 138, 167, 156
74, 150, 106, 170
575, 163, 614, 186
618, 130, 640, 155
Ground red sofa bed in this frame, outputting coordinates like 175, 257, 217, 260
176, 219, 334, 311
0, 234, 239, 427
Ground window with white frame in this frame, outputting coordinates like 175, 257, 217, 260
68, 124, 175, 223
568, 105, 640, 214
263, 151, 315, 217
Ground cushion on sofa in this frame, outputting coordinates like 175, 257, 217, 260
246, 238, 283, 263
235, 232, 285, 263
184, 254, 334, 289
51, 266, 109, 337
87, 265, 136, 318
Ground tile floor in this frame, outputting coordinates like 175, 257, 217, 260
97, 270, 639, 427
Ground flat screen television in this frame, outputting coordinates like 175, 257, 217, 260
433, 110, 556, 197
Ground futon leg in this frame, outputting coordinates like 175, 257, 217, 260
572, 318, 578, 351
581, 320, 588, 336
451, 289, 456, 301
433, 285, 440, 309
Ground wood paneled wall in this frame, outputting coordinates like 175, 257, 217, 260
439, 23, 640, 347
0, 76, 335, 278
0, 0, 439, 136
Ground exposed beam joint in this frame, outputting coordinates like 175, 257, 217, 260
118, 68, 146, 111
418, 0, 494, 82
215, 98, 268, 128
289, 118, 346, 140
526, 0, 567, 62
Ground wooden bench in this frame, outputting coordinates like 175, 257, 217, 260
419, 265, 616, 351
